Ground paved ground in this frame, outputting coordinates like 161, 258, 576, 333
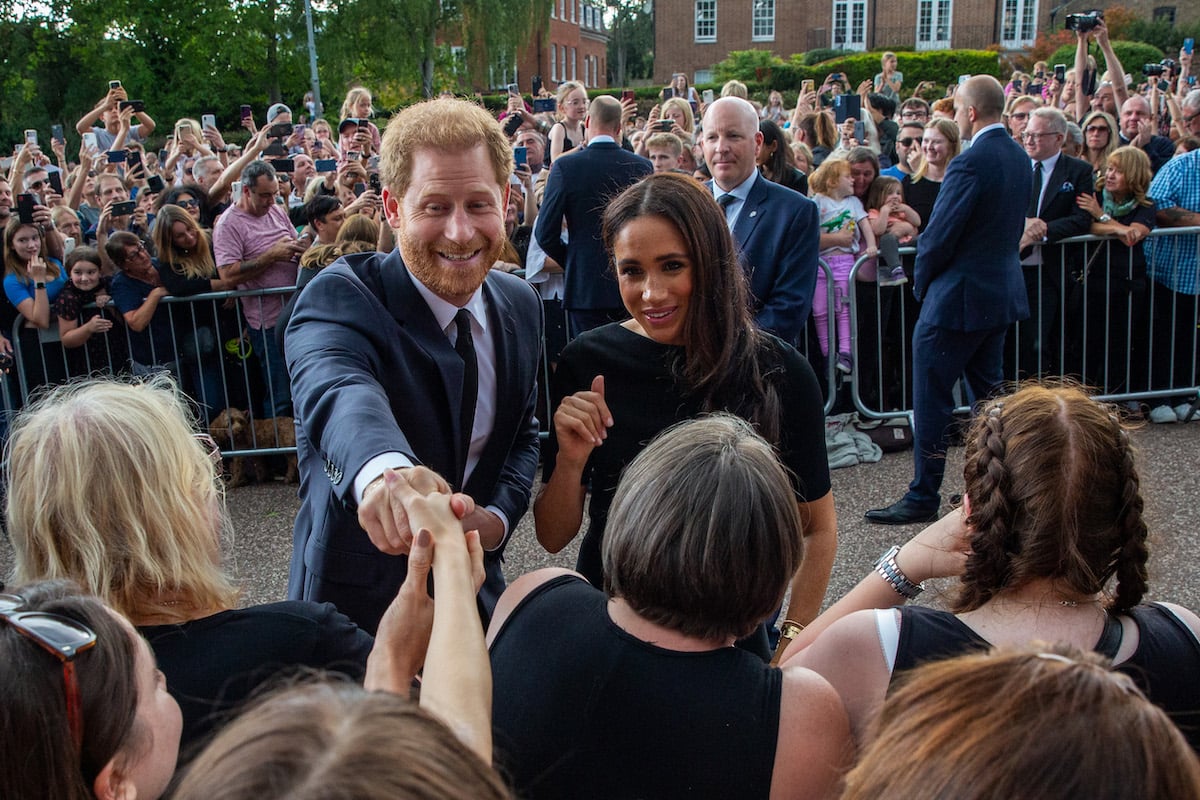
8, 421, 1188, 616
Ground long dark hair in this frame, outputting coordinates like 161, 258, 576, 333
0, 580, 141, 800
758, 119, 793, 182
601, 173, 780, 442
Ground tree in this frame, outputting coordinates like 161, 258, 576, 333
606, 0, 653, 85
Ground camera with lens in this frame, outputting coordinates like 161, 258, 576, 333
1064, 9, 1103, 32
1143, 63, 1166, 77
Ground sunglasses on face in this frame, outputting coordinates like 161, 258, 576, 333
0, 594, 98, 752
176, 198, 199, 208
1009, 112, 1031, 121
899, 137, 923, 147
1084, 125, 1109, 133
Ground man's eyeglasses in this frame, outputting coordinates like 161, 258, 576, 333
899, 137, 923, 147
1022, 131, 1060, 141
900, 112, 928, 120
26, 179, 47, 190
0, 593, 97, 751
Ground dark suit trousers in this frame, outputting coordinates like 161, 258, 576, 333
907, 319, 1007, 505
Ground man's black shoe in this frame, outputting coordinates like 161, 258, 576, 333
865, 498, 939, 525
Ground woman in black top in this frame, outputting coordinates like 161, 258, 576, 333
783, 384, 1200, 750
491, 415, 850, 800
534, 173, 836, 629
757, 119, 807, 196
152, 203, 238, 422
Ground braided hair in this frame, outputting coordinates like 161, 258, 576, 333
955, 385, 1149, 613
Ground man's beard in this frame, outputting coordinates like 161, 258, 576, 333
398, 227, 499, 302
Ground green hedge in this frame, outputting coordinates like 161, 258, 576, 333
1046, 41, 1165, 78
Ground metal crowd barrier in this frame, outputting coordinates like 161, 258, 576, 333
6, 286, 297, 460
846, 226, 1200, 423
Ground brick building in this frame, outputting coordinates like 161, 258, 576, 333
654, 0, 1196, 85
518, 0, 609, 90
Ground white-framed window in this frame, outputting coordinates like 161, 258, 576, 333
550, 1, 556, 18
916, 0, 951, 49
695, 0, 717, 42
832, 0, 867, 50
571, 47, 577, 80
560, 46, 567, 82
1001, 0, 1037, 47
559, 0, 566, 20
752, 0, 775, 41
550, 44, 558, 81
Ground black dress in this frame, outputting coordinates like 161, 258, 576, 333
543, 324, 831, 587
490, 574, 782, 799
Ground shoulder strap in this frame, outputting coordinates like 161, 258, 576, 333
1093, 612, 1124, 659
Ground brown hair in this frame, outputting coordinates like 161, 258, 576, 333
153, 204, 217, 280
865, 175, 903, 212
379, 98, 512, 199
602, 415, 804, 640
601, 172, 781, 443
3, 217, 60, 281
0, 580, 142, 800
844, 644, 1200, 800
796, 111, 837, 149
172, 681, 510, 800
956, 384, 1149, 612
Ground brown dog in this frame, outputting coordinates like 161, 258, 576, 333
208, 408, 299, 487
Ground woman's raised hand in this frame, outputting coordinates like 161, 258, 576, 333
552, 374, 613, 466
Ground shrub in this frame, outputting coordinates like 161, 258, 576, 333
714, 49, 785, 82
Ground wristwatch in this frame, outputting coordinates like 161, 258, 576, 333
1097, 213, 1112, 223
34, 282, 46, 289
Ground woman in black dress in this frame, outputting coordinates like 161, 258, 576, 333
534, 173, 836, 631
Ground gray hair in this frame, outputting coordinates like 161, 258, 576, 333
1031, 106, 1068, 135
1184, 89, 1200, 114
239, 159, 277, 189
191, 155, 221, 183
1064, 121, 1084, 147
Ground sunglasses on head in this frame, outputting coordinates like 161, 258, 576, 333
0, 593, 98, 752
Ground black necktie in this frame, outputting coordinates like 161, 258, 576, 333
718, 193, 736, 227
454, 308, 477, 482
1028, 160, 1043, 217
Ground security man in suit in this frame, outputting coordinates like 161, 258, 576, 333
537, 95, 652, 337
867, 76, 1031, 525
702, 96, 820, 345
285, 98, 543, 633
1008, 106, 1094, 378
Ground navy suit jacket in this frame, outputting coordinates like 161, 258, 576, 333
284, 251, 543, 632
1029, 153, 1095, 265
711, 173, 820, 345
913, 127, 1032, 332
536, 141, 652, 311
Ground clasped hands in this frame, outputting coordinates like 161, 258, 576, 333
358, 465, 483, 556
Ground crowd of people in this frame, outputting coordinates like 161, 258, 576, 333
2, 30, 1200, 798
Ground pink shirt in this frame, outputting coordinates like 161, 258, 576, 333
213, 203, 298, 329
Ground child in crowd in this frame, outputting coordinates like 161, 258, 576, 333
865, 175, 920, 287
53, 245, 127, 375
810, 158, 876, 375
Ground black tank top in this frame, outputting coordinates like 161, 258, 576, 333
490, 575, 783, 799
893, 603, 1200, 751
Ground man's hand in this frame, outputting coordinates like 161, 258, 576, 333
1132, 118, 1154, 148
1020, 217, 1048, 248
357, 465, 452, 555
259, 236, 307, 264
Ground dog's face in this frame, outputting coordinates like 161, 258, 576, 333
209, 408, 249, 447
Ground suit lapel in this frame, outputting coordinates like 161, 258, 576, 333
732, 173, 768, 244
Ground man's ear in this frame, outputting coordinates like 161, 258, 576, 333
93, 759, 136, 800
381, 186, 401, 229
